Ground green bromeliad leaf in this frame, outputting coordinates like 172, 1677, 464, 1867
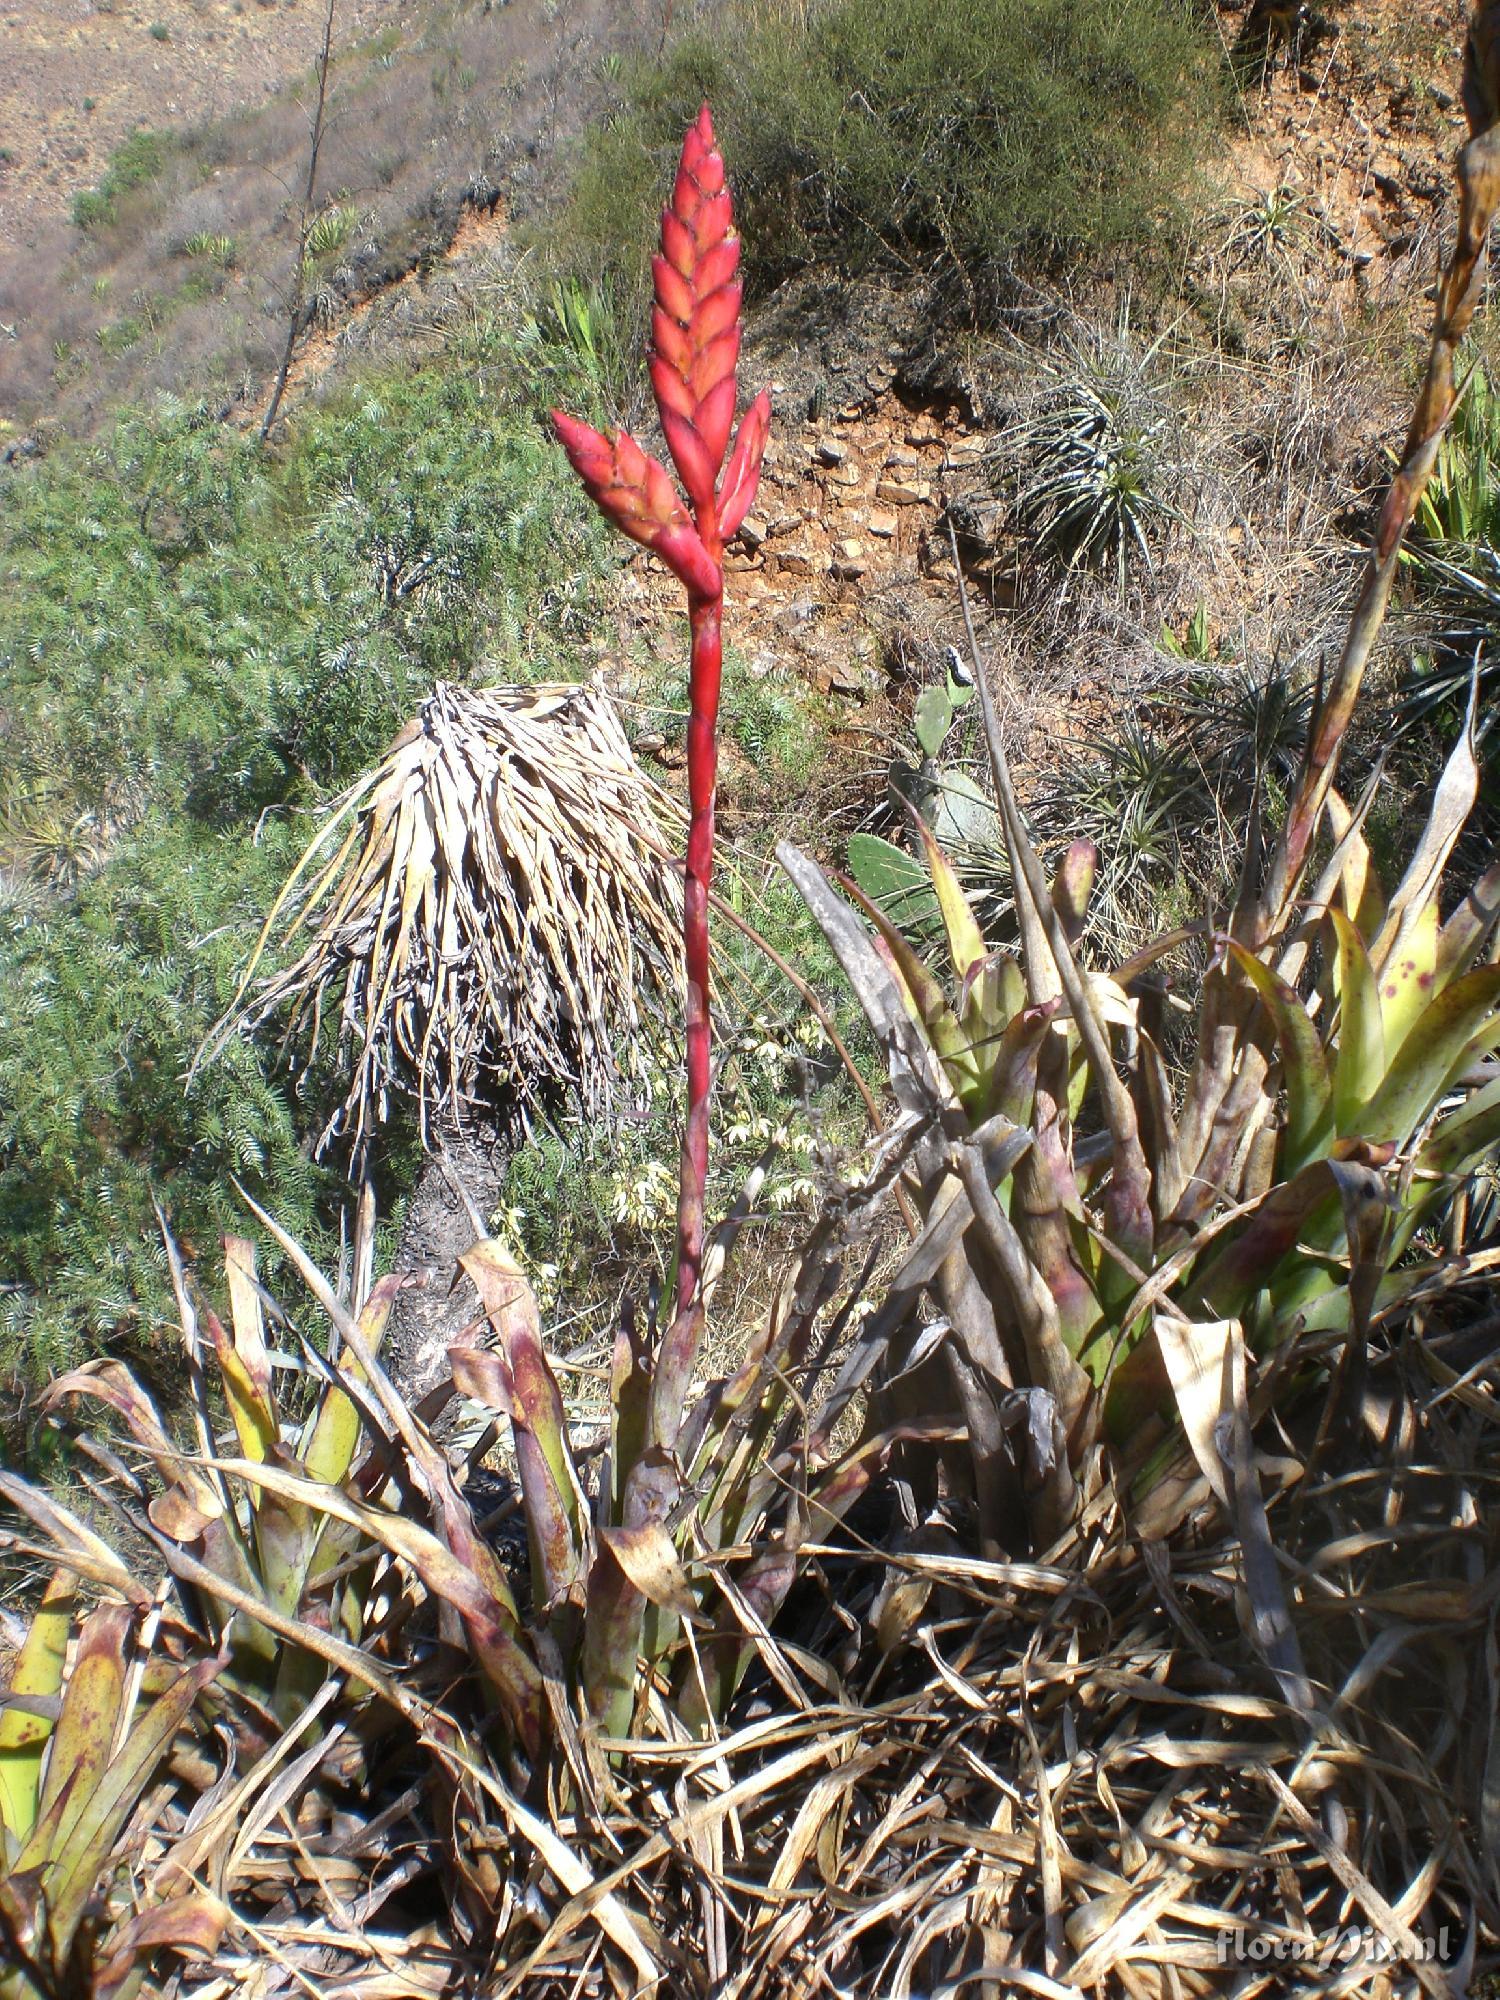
1329, 908, 1387, 1138
1359, 962, 1500, 1147
0, 1574, 73, 1849
1227, 944, 1332, 1172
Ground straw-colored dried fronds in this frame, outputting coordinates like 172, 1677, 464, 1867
453, 1416, 1495, 1999
207, 681, 684, 1158
141, 1357, 1496, 2000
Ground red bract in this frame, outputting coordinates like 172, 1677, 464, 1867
551, 411, 722, 601
552, 105, 771, 1330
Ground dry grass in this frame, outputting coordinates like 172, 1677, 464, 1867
68, 1320, 1493, 1999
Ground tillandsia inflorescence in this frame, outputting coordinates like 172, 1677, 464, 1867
553, 106, 771, 1321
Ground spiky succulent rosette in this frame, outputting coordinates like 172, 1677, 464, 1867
552, 105, 772, 1326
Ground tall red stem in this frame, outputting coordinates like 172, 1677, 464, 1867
552, 102, 770, 1340
679, 584, 721, 1315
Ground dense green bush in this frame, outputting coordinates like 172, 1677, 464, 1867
0, 817, 321, 1375
71, 128, 175, 231
555, 0, 1220, 316
0, 363, 610, 1374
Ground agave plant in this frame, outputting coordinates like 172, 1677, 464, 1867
1396, 357, 1500, 725
1001, 311, 1183, 594
785, 17, 1500, 1557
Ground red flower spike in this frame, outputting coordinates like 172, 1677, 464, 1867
550, 411, 719, 601
694, 282, 742, 348
681, 103, 716, 181
717, 390, 771, 542
695, 375, 738, 476
652, 255, 694, 327
551, 104, 772, 1341
649, 104, 745, 521
656, 402, 719, 518
695, 239, 740, 299
660, 210, 695, 280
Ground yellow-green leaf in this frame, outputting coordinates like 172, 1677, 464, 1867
1326, 787, 1385, 938
302, 1273, 401, 1488
1228, 944, 1332, 1172
0, 1572, 74, 1845
914, 813, 987, 978
28, 1603, 130, 1863
1362, 963, 1500, 1147
204, 1309, 276, 1468
1375, 896, 1439, 1052
222, 1236, 273, 1411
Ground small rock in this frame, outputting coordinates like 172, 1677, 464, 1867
736, 516, 768, 550
777, 548, 823, 576
815, 438, 846, 466
906, 424, 944, 447
774, 597, 819, 629
946, 435, 987, 464
768, 513, 802, 537
824, 461, 862, 489
838, 539, 864, 562
885, 445, 921, 471
635, 732, 667, 756
831, 558, 865, 582
876, 478, 932, 507
867, 509, 898, 539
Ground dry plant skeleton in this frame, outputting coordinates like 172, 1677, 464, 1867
203, 681, 684, 1160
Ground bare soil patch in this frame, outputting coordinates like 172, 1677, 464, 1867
0, 0, 400, 254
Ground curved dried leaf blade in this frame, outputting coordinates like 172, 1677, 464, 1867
598, 1522, 701, 1622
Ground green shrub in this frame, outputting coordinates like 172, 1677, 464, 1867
553, 0, 1220, 316
0, 363, 611, 1376
71, 128, 173, 231
0, 816, 327, 1373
